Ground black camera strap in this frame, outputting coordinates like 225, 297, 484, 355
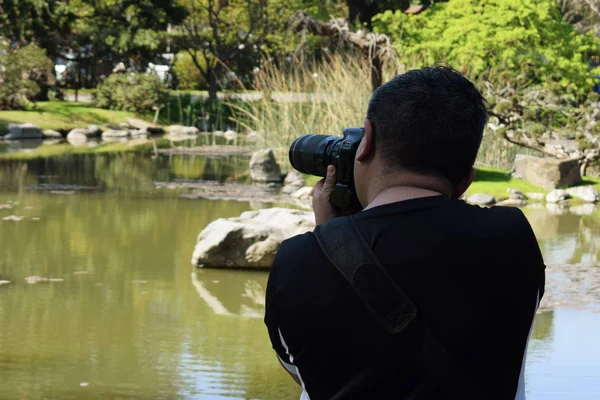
314, 216, 487, 399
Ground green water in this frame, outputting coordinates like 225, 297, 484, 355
0, 153, 599, 399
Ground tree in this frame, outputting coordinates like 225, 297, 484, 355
178, 0, 277, 100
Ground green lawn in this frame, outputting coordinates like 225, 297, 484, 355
305, 167, 548, 200
0, 102, 140, 134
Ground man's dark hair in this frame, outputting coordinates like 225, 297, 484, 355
366, 66, 487, 186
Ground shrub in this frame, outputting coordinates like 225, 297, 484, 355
0, 44, 54, 110
373, 0, 600, 98
95, 73, 170, 113
172, 51, 208, 90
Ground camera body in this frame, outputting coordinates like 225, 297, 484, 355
289, 127, 364, 209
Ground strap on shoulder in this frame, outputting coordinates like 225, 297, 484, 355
314, 216, 487, 399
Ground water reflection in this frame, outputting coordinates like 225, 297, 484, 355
0, 153, 250, 193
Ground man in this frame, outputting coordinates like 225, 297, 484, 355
264, 67, 545, 400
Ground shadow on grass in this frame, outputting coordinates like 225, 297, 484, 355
474, 168, 511, 182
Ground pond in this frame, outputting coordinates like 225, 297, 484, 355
0, 153, 599, 400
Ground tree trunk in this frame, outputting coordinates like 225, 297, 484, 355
208, 69, 219, 101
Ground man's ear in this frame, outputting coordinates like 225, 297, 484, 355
452, 168, 476, 200
356, 119, 375, 163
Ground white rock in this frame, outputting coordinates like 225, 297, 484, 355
192, 208, 315, 268
292, 186, 314, 200
102, 130, 130, 139
42, 129, 63, 139
466, 194, 496, 206
284, 170, 307, 187
224, 130, 238, 142
167, 125, 200, 136
0, 280, 10, 286
495, 199, 527, 207
67, 131, 88, 146
546, 189, 570, 203
566, 186, 599, 203
2, 215, 23, 221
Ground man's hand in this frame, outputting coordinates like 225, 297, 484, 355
313, 165, 341, 225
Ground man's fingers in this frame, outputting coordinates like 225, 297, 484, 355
323, 165, 336, 192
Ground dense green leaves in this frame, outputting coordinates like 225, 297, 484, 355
373, 0, 600, 97
95, 73, 170, 112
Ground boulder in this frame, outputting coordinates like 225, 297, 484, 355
130, 129, 149, 138
466, 193, 496, 206
102, 130, 130, 139
566, 186, 599, 203
0, 280, 10, 286
284, 170, 307, 187
42, 129, 63, 139
292, 186, 314, 200
526, 192, 546, 201
191, 208, 315, 268
546, 189, 570, 203
514, 155, 581, 190
3, 123, 43, 140
69, 126, 99, 138
126, 118, 164, 134
168, 125, 199, 137
67, 131, 88, 146
250, 149, 282, 183
495, 199, 527, 207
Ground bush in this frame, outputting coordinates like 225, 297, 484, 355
0, 44, 54, 110
95, 73, 170, 113
172, 51, 208, 90
373, 0, 600, 98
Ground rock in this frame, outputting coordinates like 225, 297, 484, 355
213, 130, 224, 137
495, 199, 527, 207
507, 188, 523, 195
566, 186, 599, 203
292, 186, 314, 200
42, 129, 62, 139
224, 130, 238, 143
246, 131, 259, 142
0, 204, 12, 209
526, 192, 546, 201
68, 128, 95, 139
0, 280, 10, 286
192, 208, 315, 268
466, 194, 496, 206
284, 170, 307, 187
87, 125, 102, 136
102, 129, 130, 139
3, 123, 43, 140
514, 155, 581, 190
130, 129, 149, 138
250, 149, 282, 183
282, 185, 297, 194
2, 215, 24, 221
126, 118, 164, 134
509, 192, 524, 200
546, 189, 570, 203
167, 125, 199, 137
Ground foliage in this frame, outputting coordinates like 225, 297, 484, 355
96, 73, 170, 112
373, 0, 600, 97
0, 44, 54, 110
173, 51, 208, 90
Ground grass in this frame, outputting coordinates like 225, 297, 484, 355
0, 102, 141, 134
304, 167, 548, 200
0, 138, 171, 160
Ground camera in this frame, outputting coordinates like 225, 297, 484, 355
289, 128, 364, 209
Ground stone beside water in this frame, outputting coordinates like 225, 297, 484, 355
546, 189, 570, 203
192, 208, 315, 269
514, 155, 581, 190
249, 149, 283, 183
3, 123, 43, 140
566, 186, 599, 203
466, 193, 497, 206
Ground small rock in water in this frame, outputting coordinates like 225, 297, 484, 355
24, 276, 63, 284
0, 204, 13, 209
73, 271, 90, 275
48, 278, 64, 283
3, 215, 24, 221
24, 206, 34, 210
0, 280, 10, 286
31, 217, 40, 221
79, 382, 89, 387
466, 194, 497, 206
546, 189, 570, 203
212, 280, 220, 284
131, 280, 148, 284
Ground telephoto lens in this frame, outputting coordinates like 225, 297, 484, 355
288, 134, 343, 177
